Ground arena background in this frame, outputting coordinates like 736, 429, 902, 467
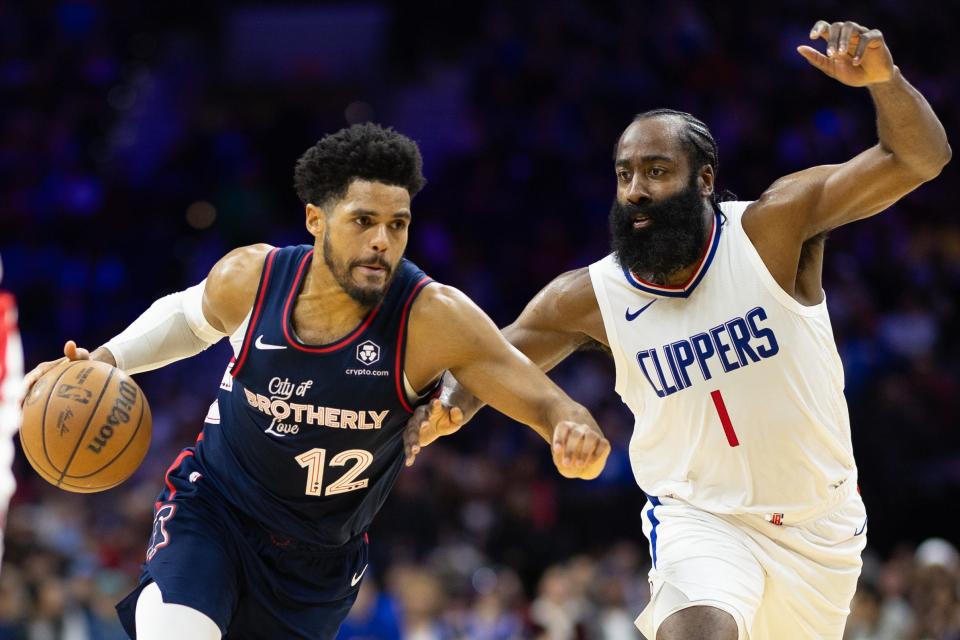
1, 1, 958, 638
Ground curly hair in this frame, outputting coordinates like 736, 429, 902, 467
293, 123, 426, 207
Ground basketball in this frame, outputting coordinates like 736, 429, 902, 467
19, 360, 152, 493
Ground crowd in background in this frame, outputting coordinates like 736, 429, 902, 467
1, 1, 958, 638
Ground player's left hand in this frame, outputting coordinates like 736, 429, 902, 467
798, 20, 895, 87
552, 422, 610, 480
403, 398, 466, 467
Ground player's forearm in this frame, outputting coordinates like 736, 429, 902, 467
502, 321, 582, 374
869, 68, 951, 178
541, 395, 597, 440
439, 371, 484, 422
103, 282, 226, 374
439, 324, 580, 422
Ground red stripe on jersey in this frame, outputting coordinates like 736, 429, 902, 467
393, 277, 434, 413
233, 249, 278, 377
281, 250, 383, 353
163, 449, 195, 501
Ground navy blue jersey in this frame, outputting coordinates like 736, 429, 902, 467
195, 245, 435, 547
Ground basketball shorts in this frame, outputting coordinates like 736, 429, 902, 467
116, 450, 368, 639
635, 486, 867, 640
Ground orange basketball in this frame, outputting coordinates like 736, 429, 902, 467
20, 359, 152, 493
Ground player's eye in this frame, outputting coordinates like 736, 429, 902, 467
616, 170, 631, 182
355, 216, 371, 226
390, 221, 408, 231
648, 166, 667, 178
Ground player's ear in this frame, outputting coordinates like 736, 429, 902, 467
699, 165, 715, 197
305, 204, 325, 239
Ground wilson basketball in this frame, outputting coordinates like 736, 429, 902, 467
20, 359, 152, 493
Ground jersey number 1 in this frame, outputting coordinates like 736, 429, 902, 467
710, 390, 740, 447
295, 448, 373, 497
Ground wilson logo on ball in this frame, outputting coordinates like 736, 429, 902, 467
356, 340, 381, 367
87, 380, 138, 454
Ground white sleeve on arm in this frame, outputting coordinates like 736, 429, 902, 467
103, 280, 228, 375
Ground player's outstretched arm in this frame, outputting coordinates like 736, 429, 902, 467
21, 244, 271, 403
404, 270, 607, 472
745, 20, 950, 265
405, 281, 609, 479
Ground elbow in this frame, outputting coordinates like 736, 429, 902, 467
903, 142, 951, 182
925, 140, 952, 179
940, 141, 953, 171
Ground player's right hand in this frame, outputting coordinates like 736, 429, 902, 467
552, 421, 610, 480
20, 340, 91, 408
403, 398, 466, 467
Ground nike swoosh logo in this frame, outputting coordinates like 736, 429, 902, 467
351, 564, 368, 587
625, 299, 656, 321
254, 335, 287, 350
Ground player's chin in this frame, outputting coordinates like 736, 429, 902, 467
350, 275, 387, 296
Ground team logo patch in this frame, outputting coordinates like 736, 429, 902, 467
146, 504, 176, 561
356, 340, 381, 367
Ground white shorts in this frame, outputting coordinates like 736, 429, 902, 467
635, 489, 867, 640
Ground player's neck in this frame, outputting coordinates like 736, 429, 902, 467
293, 263, 372, 340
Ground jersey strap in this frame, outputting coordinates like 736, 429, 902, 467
232, 249, 280, 377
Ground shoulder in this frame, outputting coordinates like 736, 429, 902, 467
408, 282, 472, 324
742, 167, 834, 237
208, 244, 274, 293
205, 244, 274, 330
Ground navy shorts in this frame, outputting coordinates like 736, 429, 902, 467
116, 450, 368, 639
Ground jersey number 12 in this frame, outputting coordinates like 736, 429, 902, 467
295, 448, 373, 497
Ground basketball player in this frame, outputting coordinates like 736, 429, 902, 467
21, 123, 610, 639
0, 255, 24, 573
404, 21, 950, 639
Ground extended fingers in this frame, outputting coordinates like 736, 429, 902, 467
826, 22, 843, 57
810, 20, 830, 43
403, 406, 429, 466
838, 22, 861, 56
853, 29, 883, 64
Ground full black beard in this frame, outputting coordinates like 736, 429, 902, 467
609, 176, 710, 282
322, 232, 394, 307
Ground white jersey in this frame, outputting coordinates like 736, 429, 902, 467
590, 201, 856, 518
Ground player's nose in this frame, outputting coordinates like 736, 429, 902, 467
625, 177, 650, 204
368, 224, 390, 252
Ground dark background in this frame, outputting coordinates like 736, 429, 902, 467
1, 1, 957, 638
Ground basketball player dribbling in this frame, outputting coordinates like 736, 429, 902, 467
21, 124, 610, 639
405, 20, 950, 639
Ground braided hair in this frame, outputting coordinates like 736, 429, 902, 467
630, 109, 733, 207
